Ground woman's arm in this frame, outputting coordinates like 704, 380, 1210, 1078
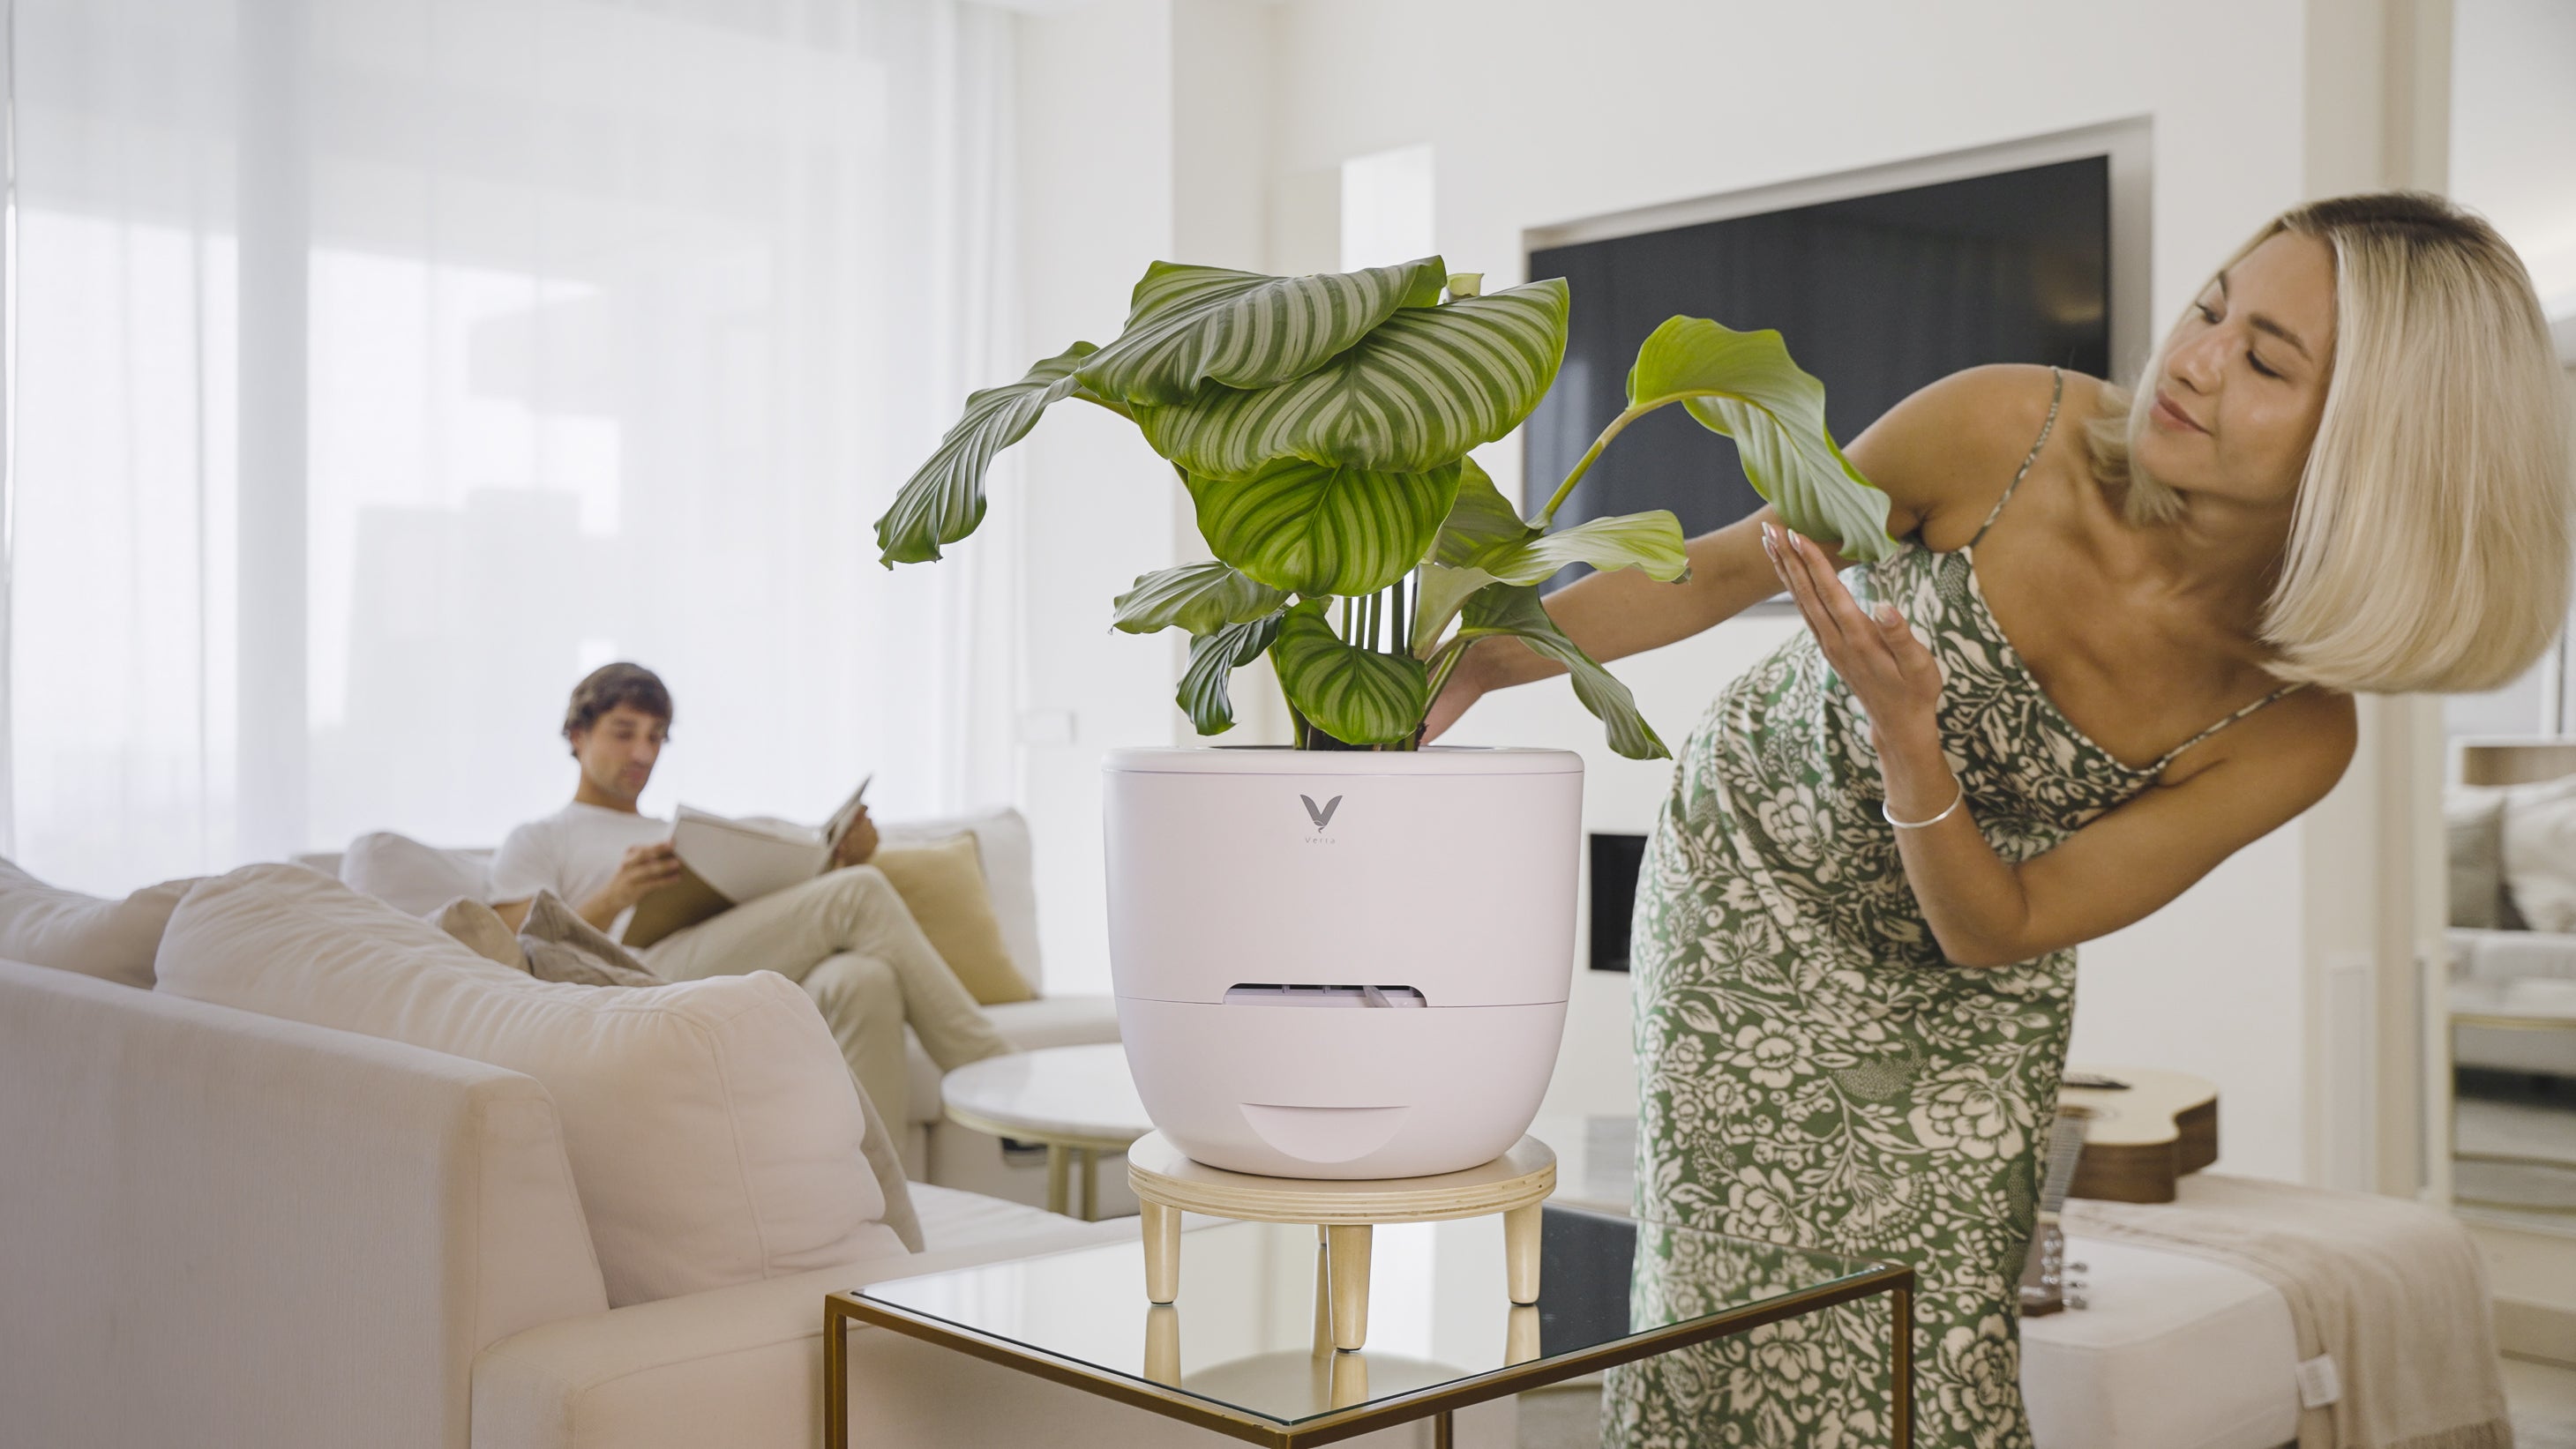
1770, 525, 2355, 967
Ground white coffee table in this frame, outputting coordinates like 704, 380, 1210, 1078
940, 1042, 1150, 1219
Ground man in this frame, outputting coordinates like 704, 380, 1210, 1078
489, 662, 1010, 1121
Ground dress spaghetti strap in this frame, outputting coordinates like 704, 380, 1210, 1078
1966, 367, 2064, 549
2146, 681, 2308, 773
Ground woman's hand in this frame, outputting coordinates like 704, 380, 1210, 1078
1762, 522, 1943, 744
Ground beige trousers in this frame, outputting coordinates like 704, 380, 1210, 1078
640, 865, 1011, 1124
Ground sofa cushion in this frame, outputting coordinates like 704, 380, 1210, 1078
2447, 786, 2511, 930
0, 856, 195, 990
878, 807, 1043, 991
154, 865, 900, 1307
2505, 774, 2576, 932
871, 833, 1032, 1005
341, 832, 493, 915
517, 891, 663, 987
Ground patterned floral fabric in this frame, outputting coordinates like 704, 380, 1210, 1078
1606, 380, 2293, 1447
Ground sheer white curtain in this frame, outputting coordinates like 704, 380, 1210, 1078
6, 0, 1022, 894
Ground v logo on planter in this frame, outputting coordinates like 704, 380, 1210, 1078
1300, 795, 1343, 832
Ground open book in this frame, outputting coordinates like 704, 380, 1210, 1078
622, 777, 871, 949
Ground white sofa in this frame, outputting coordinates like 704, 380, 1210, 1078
296, 805, 1136, 1217
0, 899, 1265, 1449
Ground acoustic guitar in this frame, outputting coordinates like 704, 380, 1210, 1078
2057, 1065, 2220, 1204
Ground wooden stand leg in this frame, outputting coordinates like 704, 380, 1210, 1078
1310, 1227, 1332, 1356
1077, 1147, 1098, 1221
1328, 1344, 1369, 1408
1505, 1303, 1540, 1365
1142, 1199, 1181, 1304
1045, 1144, 1070, 1216
1504, 1201, 1542, 1305
1325, 1223, 1372, 1352
1143, 1303, 1181, 1386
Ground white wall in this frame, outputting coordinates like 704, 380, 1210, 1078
1259, 0, 2328, 1178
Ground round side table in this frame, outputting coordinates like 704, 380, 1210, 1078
940, 1043, 1151, 1220
1127, 1131, 1555, 1352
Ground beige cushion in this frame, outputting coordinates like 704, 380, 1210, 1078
2504, 775, 2576, 932
878, 808, 1043, 990
154, 865, 900, 1307
434, 896, 528, 970
2448, 787, 2511, 930
872, 833, 1033, 1005
518, 891, 663, 988
0, 856, 195, 989
341, 831, 491, 915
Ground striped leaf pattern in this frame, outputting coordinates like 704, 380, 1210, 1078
1273, 601, 1431, 747
875, 342, 1097, 565
1627, 317, 1897, 562
1177, 611, 1284, 736
1134, 280, 1570, 479
1186, 458, 1463, 597
1458, 584, 1667, 760
1079, 258, 1447, 407
1409, 562, 1501, 659
1432, 457, 1534, 568
1112, 561, 1289, 636
1472, 509, 1689, 586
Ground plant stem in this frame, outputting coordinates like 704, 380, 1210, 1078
1422, 635, 1473, 707
1539, 403, 1651, 527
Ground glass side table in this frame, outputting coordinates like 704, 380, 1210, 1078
827, 1203, 1912, 1448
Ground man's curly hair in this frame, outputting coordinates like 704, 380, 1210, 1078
562, 662, 672, 755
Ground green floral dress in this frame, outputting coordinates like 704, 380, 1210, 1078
1606, 371, 2297, 1448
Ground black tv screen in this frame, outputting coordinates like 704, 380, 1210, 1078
1524, 156, 2109, 588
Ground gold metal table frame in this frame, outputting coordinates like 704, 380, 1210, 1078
825, 1240, 1914, 1448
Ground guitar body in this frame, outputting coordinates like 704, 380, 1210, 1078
2059, 1065, 2220, 1204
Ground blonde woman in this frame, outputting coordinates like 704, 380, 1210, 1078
1427, 192, 2571, 1447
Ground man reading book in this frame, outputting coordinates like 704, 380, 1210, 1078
488, 662, 1011, 1120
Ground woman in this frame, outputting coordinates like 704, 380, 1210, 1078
1427, 192, 2571, 1445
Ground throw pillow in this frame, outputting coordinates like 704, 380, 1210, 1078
155, 864, 902, 1306
878, 807, 1043, 988
2447, 786, 2510, 930
0, 856, 196, 990
518, 890, 663, 987
2503, 773, 2576, 933
432, 895, 528, 971
871, 833, 1035, 1005
341, 832, 490, 916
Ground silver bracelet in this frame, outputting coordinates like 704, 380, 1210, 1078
1883, 783, 1966, 830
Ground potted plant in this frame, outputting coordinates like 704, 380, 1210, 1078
878, 257, 1888, 1178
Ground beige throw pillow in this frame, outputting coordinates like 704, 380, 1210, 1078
432, 896, 527, 970
872, 833, 1034, 1005
0, 857, 197, 989
518, 891, 663, 987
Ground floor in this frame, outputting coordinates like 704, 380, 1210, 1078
1501, 1356, 2576, 1447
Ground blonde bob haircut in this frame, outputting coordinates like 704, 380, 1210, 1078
2086, 192, 2572, 694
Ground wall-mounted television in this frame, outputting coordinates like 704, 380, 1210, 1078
1524, 155, 2111, 589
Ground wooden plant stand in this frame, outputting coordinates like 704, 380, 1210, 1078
1126, 1132, 1555, 1353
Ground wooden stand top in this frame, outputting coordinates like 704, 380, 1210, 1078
1125, 1132, 1555, 1225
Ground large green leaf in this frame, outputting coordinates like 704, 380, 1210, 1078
1410, 562, 1501, 658
1079, 258, 1446, 407
1456, 585, 1666, 760
1135, 279, 1570, 479
1473, 510, 1689, 586
1112, 561, 1289, 636
1623, 317, 1896, 562
1186, 458, 1462, 597
1431, 457, 1533, 568
875, 342, 1097, 565
1177, 611, 1284, 736
1271, 601, 1430, 747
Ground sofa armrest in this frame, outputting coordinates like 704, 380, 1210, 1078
469, 1220, 1202, 1449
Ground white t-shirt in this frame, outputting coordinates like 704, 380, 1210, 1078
488, 803, 673, 927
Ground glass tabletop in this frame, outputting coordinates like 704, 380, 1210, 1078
843, 1205, 1905, 1438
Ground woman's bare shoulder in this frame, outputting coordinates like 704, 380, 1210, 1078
1844, 364, 2107, 546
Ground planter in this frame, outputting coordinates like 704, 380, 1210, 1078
1103, 745, 1581, 1179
